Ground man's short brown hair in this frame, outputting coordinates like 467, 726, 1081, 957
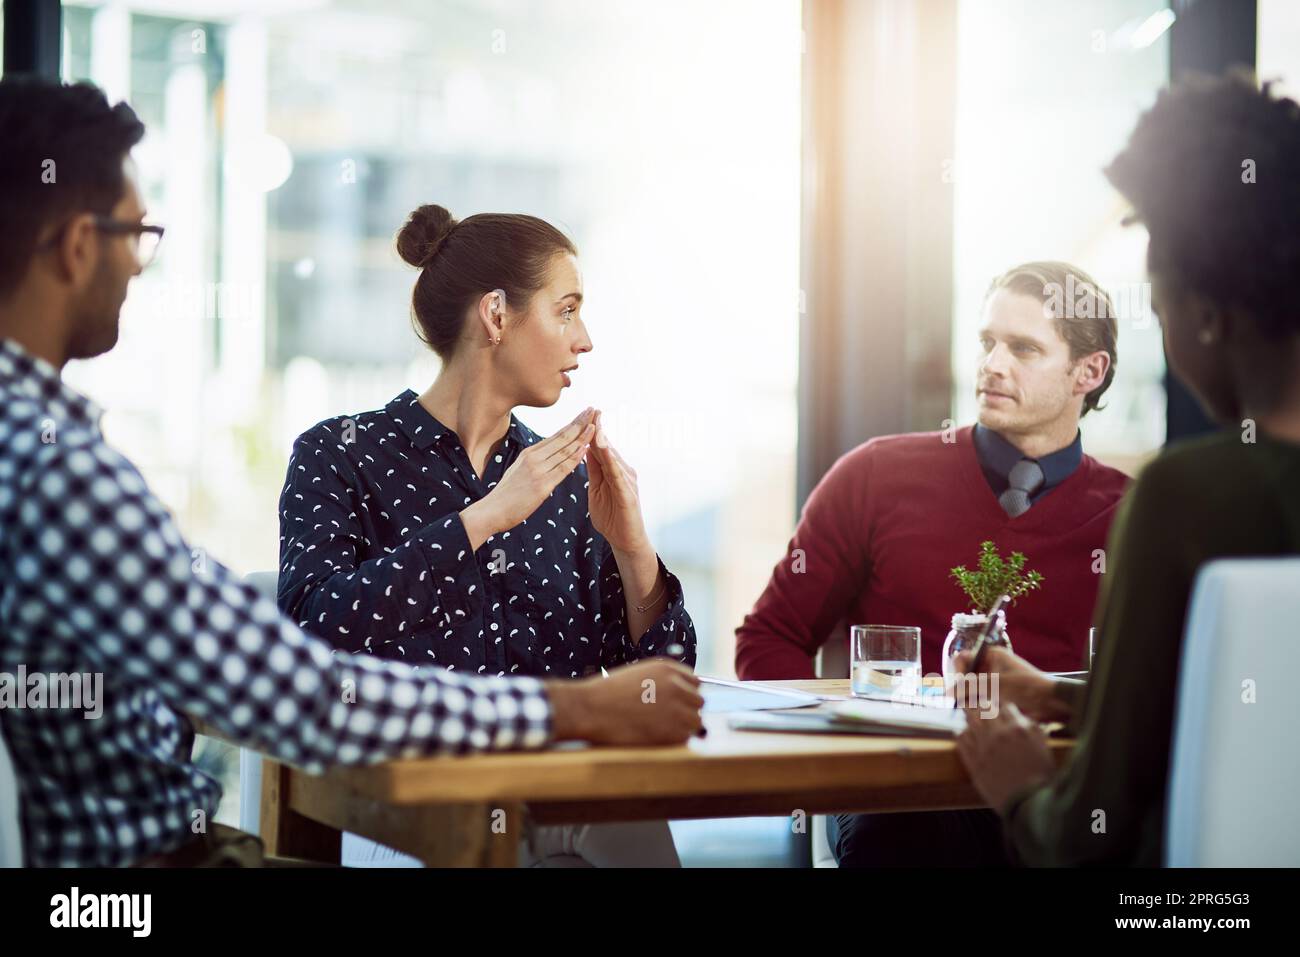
985, 260, 1119, 417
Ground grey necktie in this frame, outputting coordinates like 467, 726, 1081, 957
998, 459, 1045, 517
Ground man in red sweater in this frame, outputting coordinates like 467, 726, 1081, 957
735, 261, 1130, 866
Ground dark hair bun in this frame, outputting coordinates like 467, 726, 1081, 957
396, 204, 458, 268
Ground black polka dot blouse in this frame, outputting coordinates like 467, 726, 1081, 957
278, 390, 697, 679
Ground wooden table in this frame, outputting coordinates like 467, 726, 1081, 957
247, 680, 1073, 866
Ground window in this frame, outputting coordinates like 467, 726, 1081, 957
61, 0, 801, 827
951, 0, 1172, 473
1258, 0, 1300, 100
62, 0, 800, 673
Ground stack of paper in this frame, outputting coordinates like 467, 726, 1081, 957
728, 699, 966, 737
829, 698, 966, 736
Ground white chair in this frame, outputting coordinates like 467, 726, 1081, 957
1166, 557, 1300, 866
0, 720, 22, 867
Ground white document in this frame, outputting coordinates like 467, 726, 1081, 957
829, 697, 968, 735
698, 677, 823, 713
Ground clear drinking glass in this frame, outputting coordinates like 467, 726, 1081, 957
851, 625, 922, 701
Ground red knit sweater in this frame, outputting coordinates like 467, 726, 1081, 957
735, 426, 1130, 678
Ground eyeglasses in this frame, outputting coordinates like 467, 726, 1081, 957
91, 216, 166, 268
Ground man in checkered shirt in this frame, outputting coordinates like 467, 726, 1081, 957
0, 77, 704, 868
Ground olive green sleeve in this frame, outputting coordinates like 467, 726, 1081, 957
1003, 459, 1196, 866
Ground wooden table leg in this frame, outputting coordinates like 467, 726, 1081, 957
283, 765, 522, 867
260, 758, 342, 864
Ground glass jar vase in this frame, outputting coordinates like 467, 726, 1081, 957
941, 611, 1012, 686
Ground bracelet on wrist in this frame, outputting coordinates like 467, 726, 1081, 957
634, 577, 668, 614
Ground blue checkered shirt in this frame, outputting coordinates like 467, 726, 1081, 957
0, 337, 552, 867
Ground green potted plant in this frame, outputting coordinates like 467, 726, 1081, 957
943, 540, 1044, 682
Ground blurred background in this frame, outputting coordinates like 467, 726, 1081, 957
4, 0, 1298, 864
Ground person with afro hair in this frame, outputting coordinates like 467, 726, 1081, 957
953, 72, 1300, 867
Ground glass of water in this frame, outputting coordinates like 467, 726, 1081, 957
850, 625, 922, 701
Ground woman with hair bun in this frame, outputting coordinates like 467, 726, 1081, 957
277, 204, 696, 866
